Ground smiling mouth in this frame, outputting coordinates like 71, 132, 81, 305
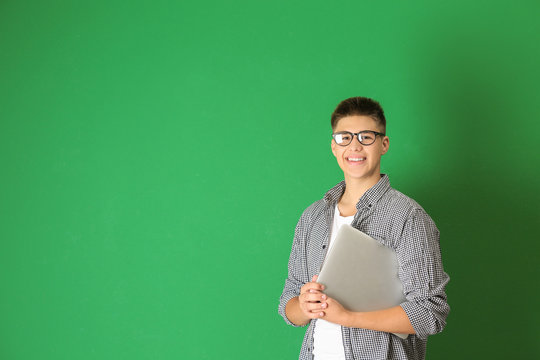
347, 157, 366, 162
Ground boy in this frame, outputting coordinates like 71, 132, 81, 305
278, 97, 450, 359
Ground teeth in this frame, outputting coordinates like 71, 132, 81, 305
348, 157, 365, 161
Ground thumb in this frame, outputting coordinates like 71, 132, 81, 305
311, 274, 319, 282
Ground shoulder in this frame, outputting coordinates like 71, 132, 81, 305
296, 181, 342, 223
385, 188, 439, 234
369, 187, 437, 245
297, 198, 329, 225
380, 187, 426, 218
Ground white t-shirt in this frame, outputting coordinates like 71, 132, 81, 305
312, 204, 355, 360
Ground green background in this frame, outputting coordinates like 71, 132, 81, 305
1, 1, 539, 359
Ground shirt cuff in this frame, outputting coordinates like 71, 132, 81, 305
400, 301, 433, 340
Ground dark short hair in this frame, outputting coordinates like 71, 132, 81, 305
331, 97, 386, 133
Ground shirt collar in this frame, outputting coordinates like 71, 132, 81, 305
323, 174, 391, 209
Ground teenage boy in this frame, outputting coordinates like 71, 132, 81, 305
278, 97, 450, 360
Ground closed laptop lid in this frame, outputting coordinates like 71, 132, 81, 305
317, 224, 406, 312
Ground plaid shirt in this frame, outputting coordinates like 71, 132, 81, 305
278, 175, 450, 360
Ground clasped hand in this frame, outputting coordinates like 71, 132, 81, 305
299, 275, 351, 326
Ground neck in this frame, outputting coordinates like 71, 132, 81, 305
340, 173, 381, 205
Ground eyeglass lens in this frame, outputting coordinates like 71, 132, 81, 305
333, 131, 377, 146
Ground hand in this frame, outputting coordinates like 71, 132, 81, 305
298, 275, 328, 319
320, 296, 352, 326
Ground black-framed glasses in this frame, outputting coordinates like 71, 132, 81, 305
332, 130, 385, 146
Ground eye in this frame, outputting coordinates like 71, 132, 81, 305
360, 132, 374, 141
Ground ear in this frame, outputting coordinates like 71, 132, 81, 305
381, 136, 389, 155
331, 139, 338, 158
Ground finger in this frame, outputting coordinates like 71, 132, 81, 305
299, 294, 326, 308
304, 300, 328, 312
311, 275, 325, 290
309, 311, 325, 318
306, 289, 323, 296
304, 311, 324, 320
300, 292, 327, 303
303, 305, 326, 318
308, 302, 327, 311
324, 296, 339, 305
301, 282, 325, 293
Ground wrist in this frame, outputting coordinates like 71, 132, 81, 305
343, 309, 356, 328
344, 310, 363, 328
286, 296, 310, 326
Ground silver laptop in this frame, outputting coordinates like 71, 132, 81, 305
317, 224, 408, 339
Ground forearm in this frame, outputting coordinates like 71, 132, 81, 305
285, 296, 311, 326
344, 305, 415, 334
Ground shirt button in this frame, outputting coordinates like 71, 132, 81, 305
322, 245, 326, 249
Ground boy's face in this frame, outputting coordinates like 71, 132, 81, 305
331, 115, 389, 184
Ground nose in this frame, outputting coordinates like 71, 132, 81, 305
349, 134, 364, 149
